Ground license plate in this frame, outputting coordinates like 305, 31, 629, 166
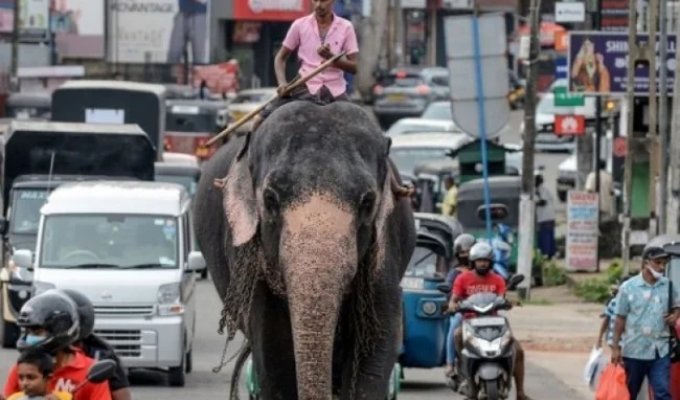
387, 94, 406, 102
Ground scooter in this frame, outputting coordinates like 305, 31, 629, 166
457, 292, 518, 400
9, 359, 117, 400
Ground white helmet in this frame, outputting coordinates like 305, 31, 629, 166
469, 242, 494, 262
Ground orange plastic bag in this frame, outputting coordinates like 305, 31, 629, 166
595, 364, 630, 400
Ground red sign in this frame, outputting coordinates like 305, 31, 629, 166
234, 0, 312, 21
192, 61, 241, 95
555, 115, 585, 136
613, 136, 628, 157
554, 31, 568, 53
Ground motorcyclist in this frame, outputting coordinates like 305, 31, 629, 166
450, 242, 530, 400
2, 290, 111, 400
444, 233, 476, 380
491, 223, 512, 280
59, 289, 132, 400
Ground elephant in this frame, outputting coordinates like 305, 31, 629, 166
193, 100, 416, 400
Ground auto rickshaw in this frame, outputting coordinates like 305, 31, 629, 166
413, 159, 459, 214
456, 176, 543, 285
399, 213, 463, 371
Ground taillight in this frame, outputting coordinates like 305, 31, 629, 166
416, 85, 431, 95
373, 85, 384, 96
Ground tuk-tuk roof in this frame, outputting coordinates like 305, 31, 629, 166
648, 234, 680, 255
413, 159, 459, 177
457, 176, 522, 200
58, 80, 166, 96
414, 213, 464, 259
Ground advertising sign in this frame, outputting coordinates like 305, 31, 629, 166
0, 0, 13, 33
555, 114, 585, 135
192, 61, 240, 95
568, 31, 677, 95
19, 0, 49, 35
566, 191, 599, 272
52, 0, 105, 59
108, 0, 210, 64
555, 2, 585, 23
600, 0, 629, 31
234, 0, 311, 21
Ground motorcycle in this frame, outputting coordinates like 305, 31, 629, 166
7, 359, 116, 400
458, 292, 517, 400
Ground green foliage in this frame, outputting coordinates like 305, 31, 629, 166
573, 261, 622, 303
606, 259, 623, 284
542, 259, 568, 287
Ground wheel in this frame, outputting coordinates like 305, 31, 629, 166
0, 305, 19, 349
484, 379, 500, 400
168, 349, 186, 387
185, 348, 193, 373
200, 268, 208, 279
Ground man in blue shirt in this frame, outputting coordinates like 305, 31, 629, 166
612, 244, 680, 400
167, 0, 209, 64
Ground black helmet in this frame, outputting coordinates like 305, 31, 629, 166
453, 234, 476, 255
642, 243, 669, 261
60, 289, 95, 341
16, 290, 80, 354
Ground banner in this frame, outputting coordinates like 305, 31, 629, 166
52, 0, 105, 59
19, 0, 50, 36
568, 31, 677, 95
192, 61, 240, 95
234, 0, 311, 21
566, 191, 599, 272
0, 0, 13, 33
108, 0, 210, 64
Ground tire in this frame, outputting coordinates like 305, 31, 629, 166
185, 348, 193, 373
0, 316, 19, 349
200, 268, 208, 279
168, 350, 186, 387
484, 379, 500, 400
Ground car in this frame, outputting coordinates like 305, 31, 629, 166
389, 133, 473, 177
420, 101, 515, 138
227, 88, 277, 133
385, 118, 463, 137
556, 154, 577, 202
373, 67, 450, 128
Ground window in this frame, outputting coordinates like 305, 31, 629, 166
431, 75, 449, 87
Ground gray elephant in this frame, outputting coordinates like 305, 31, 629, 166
194, 101, 416, 400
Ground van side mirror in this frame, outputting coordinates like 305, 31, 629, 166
187, 251, 206, 272
0, 217, 8, 236
12, 249, 33, 270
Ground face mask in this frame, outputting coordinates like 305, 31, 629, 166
647, 265, 664, 280
24, 334, 46, 346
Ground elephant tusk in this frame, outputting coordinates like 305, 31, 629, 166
214, 177, 228, 189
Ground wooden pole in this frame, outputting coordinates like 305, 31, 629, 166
207, 51, 347, 146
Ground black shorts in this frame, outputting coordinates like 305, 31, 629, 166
260, 85, 349, 119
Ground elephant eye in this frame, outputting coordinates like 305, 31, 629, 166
358, 192, 376, 220
263, 188, 280, 216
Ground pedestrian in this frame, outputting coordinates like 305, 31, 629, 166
251, 0, 359, 131
596, 277, 628, 351
535, 173, 556, 259
585, 160, 615, 220
611, 243, 680, 400
441, 176, 458, 217
167, 0, 209, 64
6, 350, 70, 400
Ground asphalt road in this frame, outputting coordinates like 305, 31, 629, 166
0, 279, 584, 399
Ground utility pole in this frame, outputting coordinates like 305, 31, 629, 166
668, 3, 680, 235
659, 0, 670, 233
517, 0, 541, 301
10, 0, 21, 89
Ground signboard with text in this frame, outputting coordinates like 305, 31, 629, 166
234, 0, 312, 21
566, 191, 599, 272
568, 31, 677, 95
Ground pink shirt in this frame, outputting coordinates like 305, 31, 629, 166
282, 13, 359, 97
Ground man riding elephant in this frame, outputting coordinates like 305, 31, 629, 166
194, 100, 416, 400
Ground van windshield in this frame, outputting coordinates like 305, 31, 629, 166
10, 189, 51, 234
41, 214, 179, 269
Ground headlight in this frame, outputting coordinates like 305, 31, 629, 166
421, 301, 437, 316
32, 281, 56, 296
462, 322, 474, 341
157, 283, 183, 316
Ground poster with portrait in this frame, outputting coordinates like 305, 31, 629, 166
568, 31, 676, 95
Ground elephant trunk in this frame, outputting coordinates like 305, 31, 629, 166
280, 194, 358, 400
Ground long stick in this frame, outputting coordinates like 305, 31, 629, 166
207, 51, 347, 146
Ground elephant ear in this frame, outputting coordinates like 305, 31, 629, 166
223, 137, 259, 247
373, 161, 396, 273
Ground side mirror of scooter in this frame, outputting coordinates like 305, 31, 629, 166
437, 283, 451, 294
87, 359, 117, 383
507, 274, 525, 291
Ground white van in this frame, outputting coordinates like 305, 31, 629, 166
13, 181, 205, 386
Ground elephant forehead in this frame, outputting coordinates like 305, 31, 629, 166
281, 192, 354, 232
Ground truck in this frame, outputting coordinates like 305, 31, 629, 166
51, 80, 167, 160
0, 120, 155, 347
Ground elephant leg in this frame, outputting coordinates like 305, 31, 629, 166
339, 284, 402, 400
250, 281, 298, 400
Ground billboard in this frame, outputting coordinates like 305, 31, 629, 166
568, 31, 677, 95
233, 0, 311, 21
108, 0, 210, 64
20, 0, 50, 36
